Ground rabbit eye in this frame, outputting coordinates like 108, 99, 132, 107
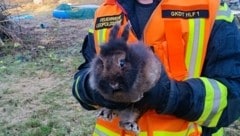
119, 59, 125, 68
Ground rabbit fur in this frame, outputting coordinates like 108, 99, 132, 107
89, 23, 162, 134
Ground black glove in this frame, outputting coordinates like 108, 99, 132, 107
72, 66, 129, 110
135, 66, 171, 113
91, 89, 130, 110
136, 66, 196, 118
82, 69, 129, 109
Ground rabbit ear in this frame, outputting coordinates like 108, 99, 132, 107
121, 23, 130, 42
109, 23, 120, 41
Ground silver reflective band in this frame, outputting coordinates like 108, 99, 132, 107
94, 127, 108, 136
203, 79, 221, 126
216, 3, 234, 22
188, 19, 201, 78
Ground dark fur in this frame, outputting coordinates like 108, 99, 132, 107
89, 24, 162, 133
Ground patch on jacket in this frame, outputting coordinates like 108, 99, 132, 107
162, 10, 209, 19
95, 13, 124, 30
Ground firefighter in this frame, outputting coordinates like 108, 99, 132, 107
72, 0, 240, 135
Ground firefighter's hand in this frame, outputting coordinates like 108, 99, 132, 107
92, 90, 130, 110
73, 69, 129, 110
137, 68, 193, 114
136, 67, 171, 113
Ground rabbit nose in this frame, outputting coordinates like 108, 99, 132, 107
110, 82, 119, 89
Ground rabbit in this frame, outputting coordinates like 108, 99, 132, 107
89, 23, 162, 134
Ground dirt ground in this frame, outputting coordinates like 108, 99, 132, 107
1, 1, 99, 135
6, 0, 97, 49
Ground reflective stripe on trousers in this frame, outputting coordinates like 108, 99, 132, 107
93, 122, 202, 136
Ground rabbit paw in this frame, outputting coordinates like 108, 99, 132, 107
98, 108, 115, 121
119, 121, 140, 134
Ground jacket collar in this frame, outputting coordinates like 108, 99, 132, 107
116, 0, 160, 39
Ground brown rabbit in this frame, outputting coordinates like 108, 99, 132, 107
89, 23, 162, 133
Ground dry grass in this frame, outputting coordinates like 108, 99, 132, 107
0, 1, 99, 135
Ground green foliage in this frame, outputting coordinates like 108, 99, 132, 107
0, 44, 83, 79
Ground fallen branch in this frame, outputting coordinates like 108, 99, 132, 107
0, 0, 23, 44
0, 24, 22, 43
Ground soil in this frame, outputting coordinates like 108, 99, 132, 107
1, 1, 98, 135
6, 0, 96, 51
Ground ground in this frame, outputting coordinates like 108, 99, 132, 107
0, 0, 240, 136
0, 1, 98, 135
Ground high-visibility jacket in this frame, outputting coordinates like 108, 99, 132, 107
93, 0, 224, 80
88, 0, 234, 136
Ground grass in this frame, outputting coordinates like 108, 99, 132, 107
0, 42, 97, 136
1, 42, 240, 136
